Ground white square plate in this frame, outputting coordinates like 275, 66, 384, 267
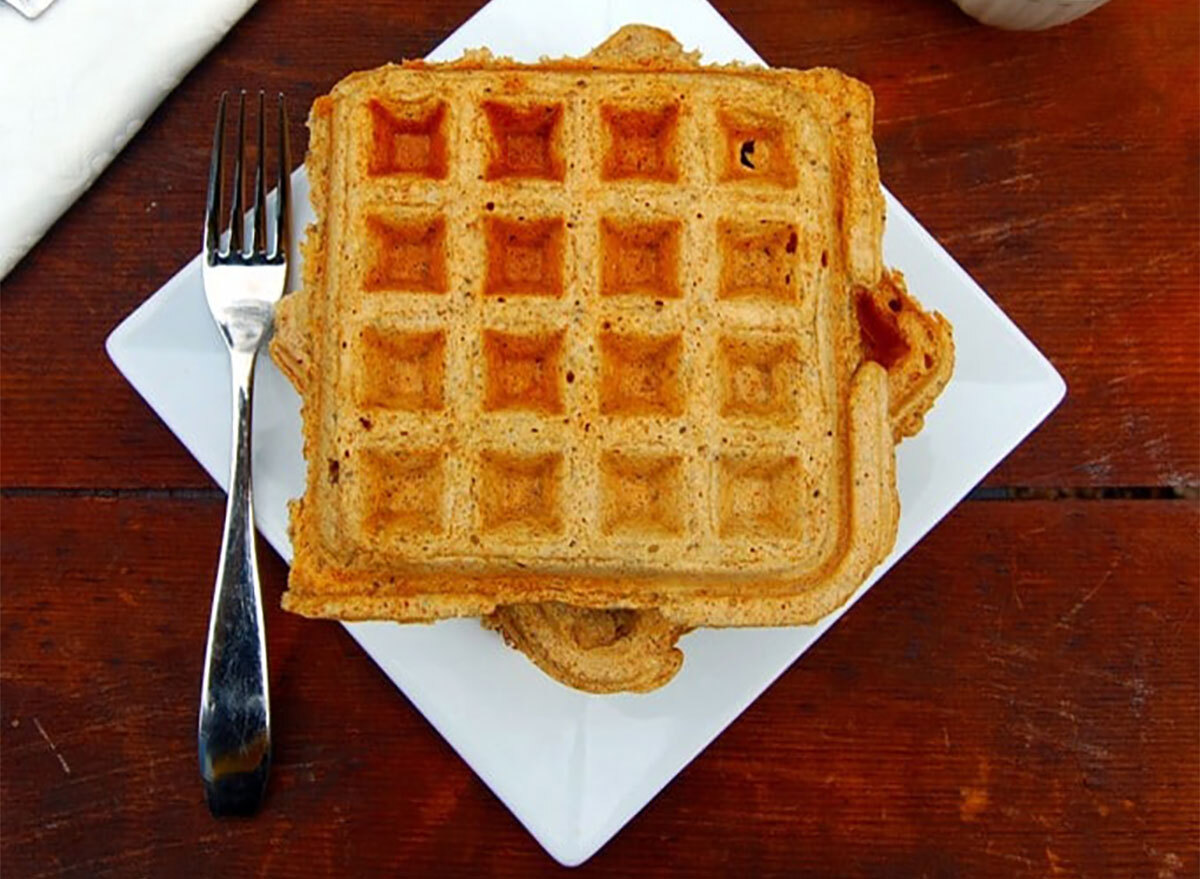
106, 0, 1065, 866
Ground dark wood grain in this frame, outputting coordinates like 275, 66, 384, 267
2, 496, 1196, 877
1, 0, 1198, 875
1, 0, 1197, 489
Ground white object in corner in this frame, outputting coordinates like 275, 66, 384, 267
952, 0, 1112, 30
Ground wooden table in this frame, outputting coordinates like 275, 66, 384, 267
3, 1, 1197, 875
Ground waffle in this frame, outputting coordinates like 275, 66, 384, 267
273, 24, 907, 631
485, 602, 689, 694
486, 267, 954, 692
858, 269, 954, 441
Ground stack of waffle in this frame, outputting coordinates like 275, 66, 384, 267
271, 25, 953, 692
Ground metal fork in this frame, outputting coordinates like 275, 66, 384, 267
197, 90, 290, 818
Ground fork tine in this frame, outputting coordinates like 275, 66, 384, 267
252, 91, 267, 254
204, 92, 228, 260
228, 90, 246, 255
273, 93, 291, 261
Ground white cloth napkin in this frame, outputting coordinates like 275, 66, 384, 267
0, 0, 257, 279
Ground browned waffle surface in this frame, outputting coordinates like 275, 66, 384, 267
273, 25, 902, 628
483, 603, 688, 694
484, 267, 955, 692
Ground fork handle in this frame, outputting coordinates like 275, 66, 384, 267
198, 345, 271, 816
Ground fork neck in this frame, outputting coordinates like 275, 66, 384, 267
228, 344, 258, 392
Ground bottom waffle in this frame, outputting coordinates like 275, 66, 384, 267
485, 268, 953, 693
484, 603, 689, 693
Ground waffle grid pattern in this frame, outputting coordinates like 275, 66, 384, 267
327, 72, 848, 573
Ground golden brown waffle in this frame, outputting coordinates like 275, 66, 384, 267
273, 24, 909, 633
486, 267, 953, 692
484, 603, 688, 693
277, 264, 953, 694
856, 269, 954, 441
